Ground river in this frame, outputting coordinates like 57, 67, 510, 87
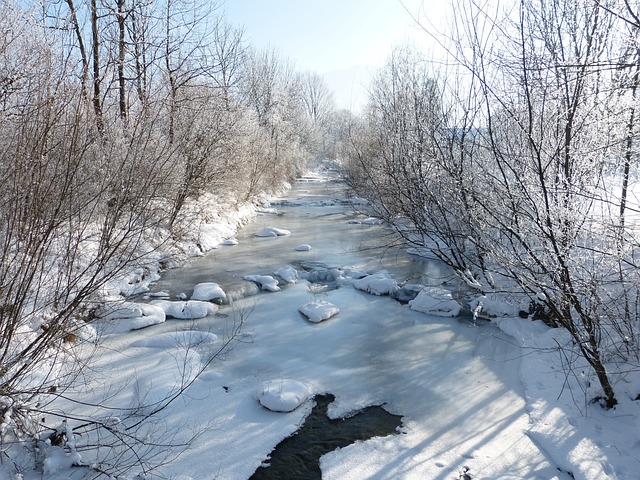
94, 173, 567, 479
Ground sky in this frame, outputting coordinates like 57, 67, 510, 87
223, 0, 449, 111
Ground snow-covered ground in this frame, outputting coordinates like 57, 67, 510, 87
31, 173, 640, 479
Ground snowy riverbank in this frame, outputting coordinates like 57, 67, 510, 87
20, 173, 640, 479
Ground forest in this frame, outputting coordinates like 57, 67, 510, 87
2, 0, 640, 477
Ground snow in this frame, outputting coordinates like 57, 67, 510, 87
18, 174, 640, 480
149, 299, 217, 319
254, 379, 311, 412
221, 238, 239, 246
131, 330, 218, 349
273, 266, 298, 284
191, 282, 227, 303
408, 287, 462, 317
42, 447, 82, 475
352, 271, 399, 295
298, 300, 340, 323
243, 274, 281, 292
295, 243, 312, 251
98, 301, 166, 332
255, 226, 291, 237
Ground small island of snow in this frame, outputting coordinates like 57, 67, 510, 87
254, 379, 311, 412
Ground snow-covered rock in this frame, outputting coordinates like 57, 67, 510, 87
295, 244, 312, 251
274, 266, 299, 284
255, 227, 291, 237
243, 274, 281, 292
298, 300, 340, 323
221, 238, 239, 246
191, 282, 227, 303
409, 287, 462, 317
149, 300, 217, 319
254, 379, 311, 412
353, 271, 399, 296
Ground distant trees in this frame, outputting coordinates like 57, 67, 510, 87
344, 0, 640, 409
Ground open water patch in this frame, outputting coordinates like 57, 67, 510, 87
250, 394, 403, 480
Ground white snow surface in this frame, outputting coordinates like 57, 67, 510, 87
254, 379, 311, 412
255, 226, 291, 237
98, 301, 166, 332
298, 300, 340, 323
22, 172, 640, 480
149, 299, 217, 319
243, 274, 281, 292
273, 265, 298, 284
131, 330, 218, 349
295, 243, 312, 251
191, 282, 227, 302
353, 271, 400, 295
409, 286, 463, 317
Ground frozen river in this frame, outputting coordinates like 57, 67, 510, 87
64, 173, 569, 479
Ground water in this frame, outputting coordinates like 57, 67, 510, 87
151, 176, 457, 302
249, 394, 403, 480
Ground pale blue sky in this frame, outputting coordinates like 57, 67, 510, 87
223, 0, 448, 110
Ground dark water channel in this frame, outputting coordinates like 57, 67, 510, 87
249, 394, 403, 480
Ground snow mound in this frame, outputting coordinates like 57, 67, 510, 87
295, 244, 312, 251
409, 287, 462, 317
131, 330, 218, 349
243, 274, 281, 292
255, 226, 291, 237
43, 446, 82, 475
191, 282, 227, 303
274, 266, 298, 284
298, 300, 340, 323
149, 300, 217, 319
362, 217, 382, 225
254, 379, 311, 412
353, 271, 399, 296
221, 238, 239, 246
98, 302, 166, 332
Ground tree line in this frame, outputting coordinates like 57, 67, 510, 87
344, 0, 640, 409
0, 0, 342, 475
